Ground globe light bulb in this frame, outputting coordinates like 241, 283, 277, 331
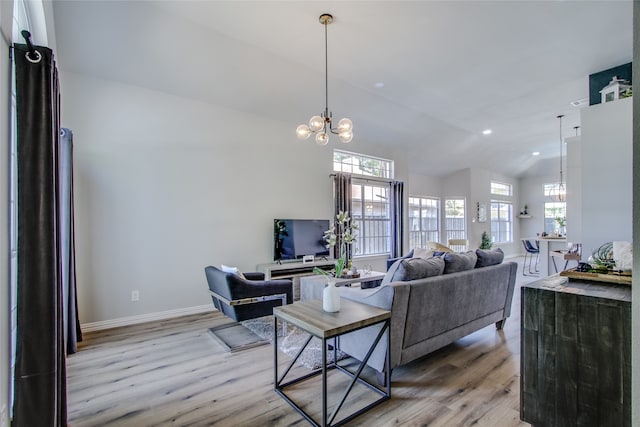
338, 130, 353, 143
296, 124, 311, 140
315, 132, 329, 145
337, 118, 353, 133
309, 116, 324, 132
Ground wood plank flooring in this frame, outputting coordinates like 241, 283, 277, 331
67, 259, 538, 426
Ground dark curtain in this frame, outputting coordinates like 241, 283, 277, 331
333, 172, 352, 260
13, 43, 67, 426
60, 128, 82, 354
390, 180, 404, 258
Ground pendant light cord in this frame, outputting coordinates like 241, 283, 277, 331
324, 20, 329, 123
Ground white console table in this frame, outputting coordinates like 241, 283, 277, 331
257, 260, 336, 301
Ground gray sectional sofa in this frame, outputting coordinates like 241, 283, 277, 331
336, 250, 518, 383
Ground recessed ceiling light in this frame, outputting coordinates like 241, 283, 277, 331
482, 129, 492, 135
374, 82, 385, 88
532, 151, 540, 156
570, 98, 588, 107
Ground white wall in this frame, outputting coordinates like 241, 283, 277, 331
632, 3, 639, 422
61, 72, 340, 324
518, 157, 560, 240
579, 97, 632, 259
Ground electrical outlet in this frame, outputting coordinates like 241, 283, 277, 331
131, 290, 140, 302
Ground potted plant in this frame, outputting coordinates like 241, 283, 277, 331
479, 231, 492, 250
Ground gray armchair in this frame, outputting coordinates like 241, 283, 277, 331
204, 266, 292, 352
204, 266, 293, 322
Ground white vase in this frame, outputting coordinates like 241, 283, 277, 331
323, 278, 340, 312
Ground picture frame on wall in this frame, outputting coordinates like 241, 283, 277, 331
477, 202, 487, 223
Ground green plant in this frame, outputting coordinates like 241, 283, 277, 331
479, 231, 492, 250
313, 211, 358, 278
555, 216, 566, 228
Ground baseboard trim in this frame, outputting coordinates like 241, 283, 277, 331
81, 304, 213, 333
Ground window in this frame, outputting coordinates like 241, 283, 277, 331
408, 197, 440, 248
334, 150, 394, 257
491, 181, 512, 197
333, 149, 393, 179
544, 202, 566, 233
491, 201, 513, 243
351, 180, 391, 256
444, 199, 466, 242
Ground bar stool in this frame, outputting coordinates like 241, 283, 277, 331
521, 239, 539, 276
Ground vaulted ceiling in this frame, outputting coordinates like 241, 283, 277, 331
51, 1, 633, 177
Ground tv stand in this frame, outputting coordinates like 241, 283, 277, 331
257, 260, 335, 301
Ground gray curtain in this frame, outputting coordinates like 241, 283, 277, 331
13, 42, 67, 426
60, 128, 82, 354
333, 172, 352, 260
390, 180, 404, 258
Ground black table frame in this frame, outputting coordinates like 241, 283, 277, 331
273, 315, 390, 427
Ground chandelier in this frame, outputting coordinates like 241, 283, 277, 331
547, 115, 566, 202
296, 14, 353, 145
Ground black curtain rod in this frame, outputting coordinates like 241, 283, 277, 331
20, 30, 38, 61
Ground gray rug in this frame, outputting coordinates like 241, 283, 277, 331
242, 316, 347, 370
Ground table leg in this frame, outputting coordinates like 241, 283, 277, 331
322, 337, 327, 427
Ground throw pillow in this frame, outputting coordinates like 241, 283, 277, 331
443, 251, 478, 274
475, 248, 504, 268
221, 264, 246, 279
381, 259, 405, 285
397, 257, 445, 281
412, 247, 435, 259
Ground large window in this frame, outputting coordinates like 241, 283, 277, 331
408, 197, 440, 248
444, 199, 466, 242
491, 201, 513, 243
334, 150, 394, 257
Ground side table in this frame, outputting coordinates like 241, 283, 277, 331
273, 299, 391, 427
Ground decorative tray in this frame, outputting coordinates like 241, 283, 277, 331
339, 273, 360, 279
560, 267, 632, 285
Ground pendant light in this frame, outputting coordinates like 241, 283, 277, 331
547, 115, 566, 202
296, 14, 353, 145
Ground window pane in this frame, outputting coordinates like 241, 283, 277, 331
544, 201, 566, 233
334, 149, 393, 179
491, 181, 512, 196
490, 201, 513, 243
408, 196, 440, 248
351, 181, 390, 256
445, 199, 465, 242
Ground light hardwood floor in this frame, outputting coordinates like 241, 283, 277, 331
68, 259, 538, 426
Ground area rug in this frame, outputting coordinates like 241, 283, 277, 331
242, 316, 347, 370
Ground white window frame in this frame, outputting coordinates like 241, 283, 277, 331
333, 150, 394, 257
333, 149, 393, 179
490, 201, 513, 243
491, 181, 512, 197
408, 196, 440, 249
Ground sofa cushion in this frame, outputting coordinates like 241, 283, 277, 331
397, 257, 445, 281
475, 248, 504, 268
442, 251, 478, 274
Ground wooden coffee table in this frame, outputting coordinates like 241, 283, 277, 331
273, 299, 391, 426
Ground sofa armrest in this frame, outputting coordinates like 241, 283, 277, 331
338, 283, 410, 374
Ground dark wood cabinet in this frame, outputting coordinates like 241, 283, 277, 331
521, 276, 631, 427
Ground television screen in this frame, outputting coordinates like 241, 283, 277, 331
274, 219, 330, 261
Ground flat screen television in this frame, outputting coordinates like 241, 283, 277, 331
274, 219, 330, 261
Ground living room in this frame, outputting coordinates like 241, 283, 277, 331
0, 1, 638, 426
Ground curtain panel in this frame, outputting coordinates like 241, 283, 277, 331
333, 172, 352, 260
13, 43, 67, 427
390, 180, 404, 258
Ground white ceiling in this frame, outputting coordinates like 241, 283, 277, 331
51, 1, 633, 177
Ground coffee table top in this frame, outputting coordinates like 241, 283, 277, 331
300, 271, 385, 287
273, 299, 390, 339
